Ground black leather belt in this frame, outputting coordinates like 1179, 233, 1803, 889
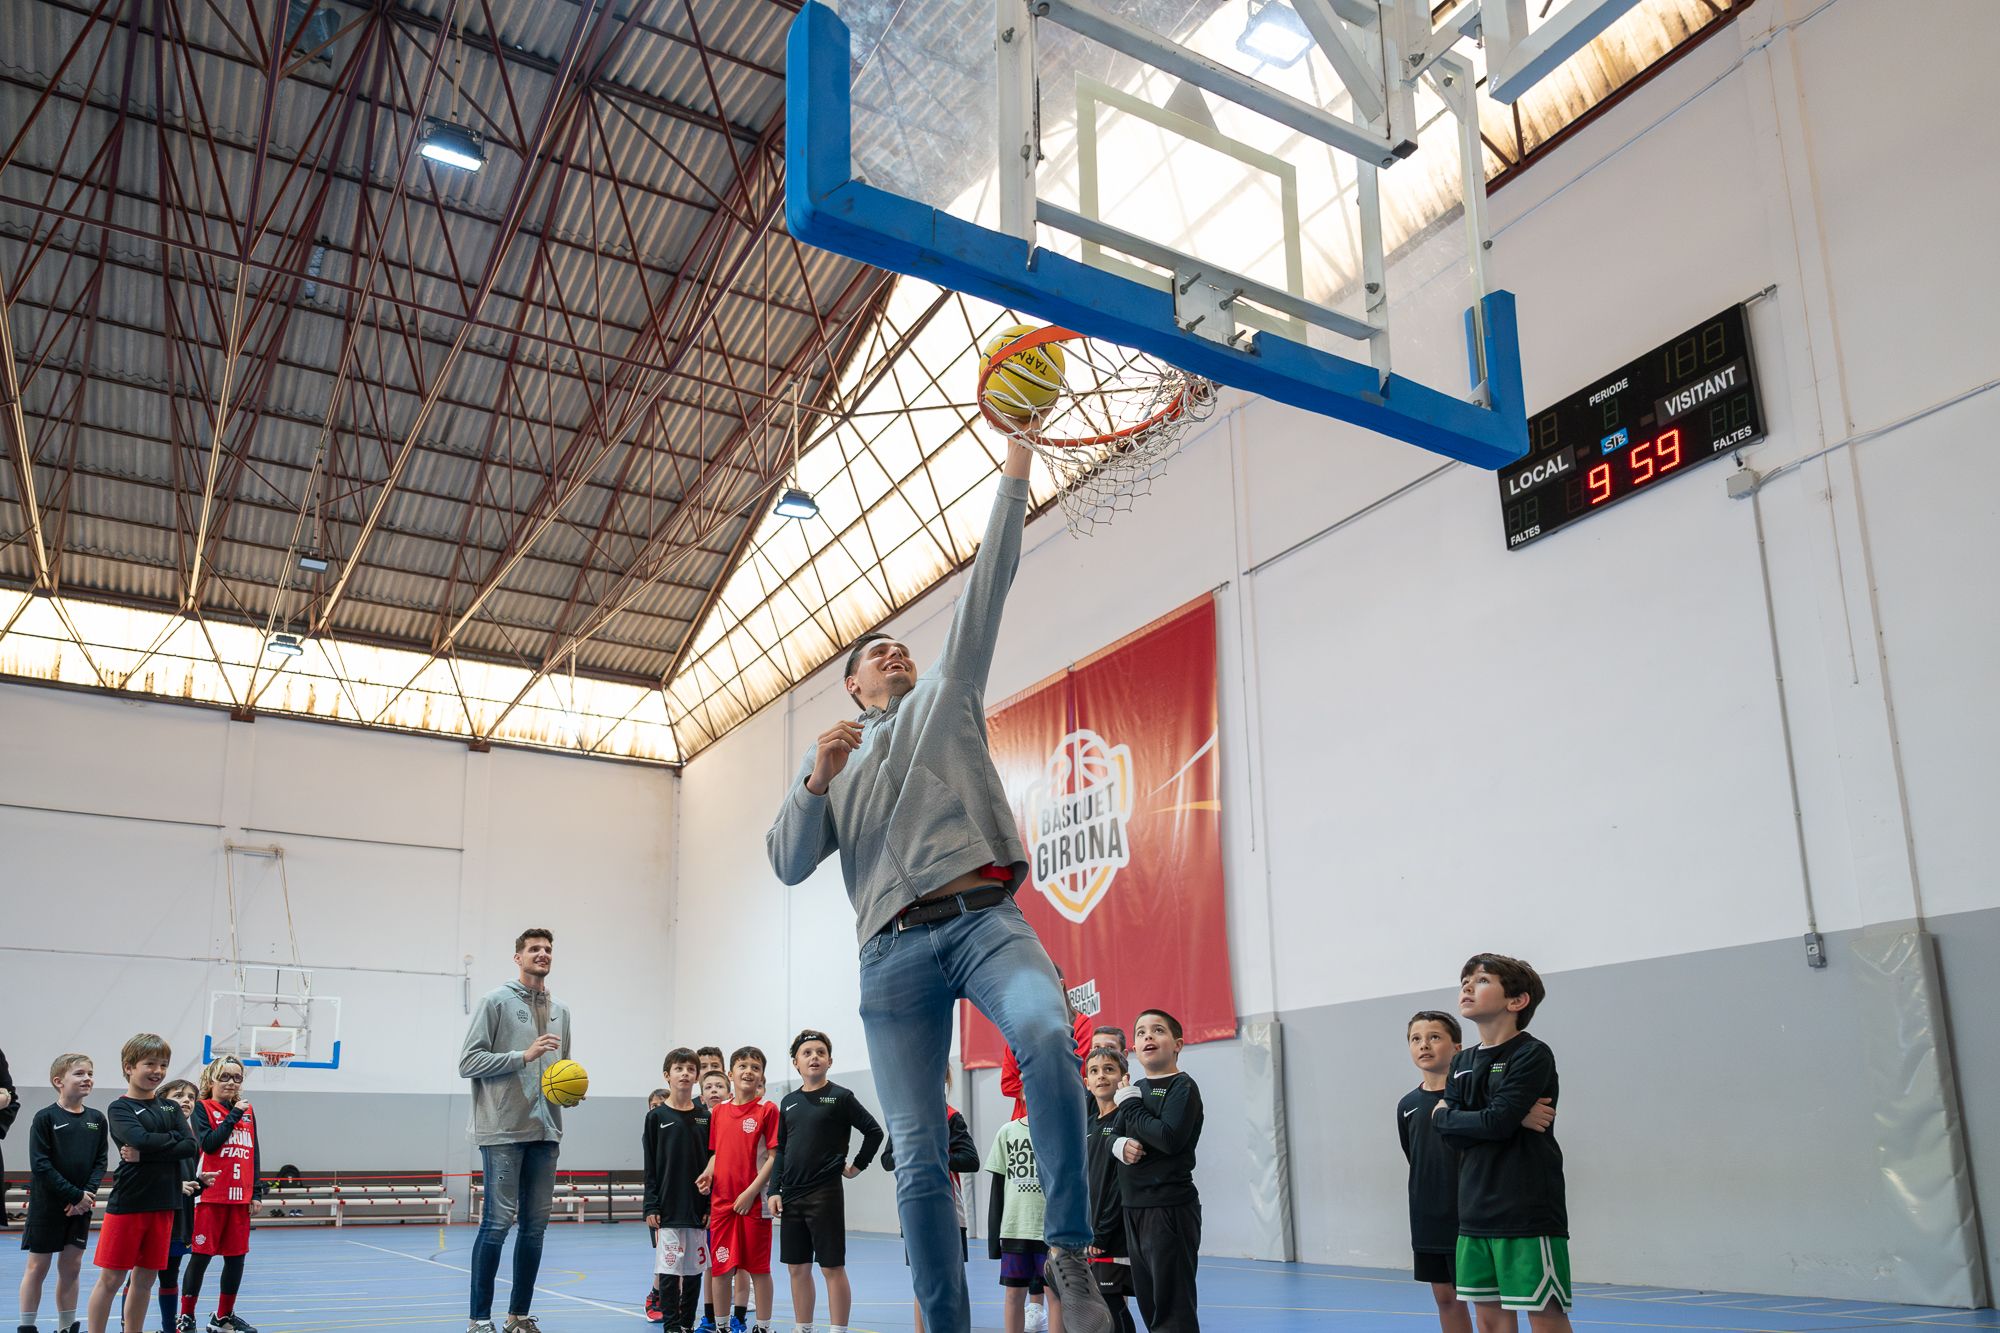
886, 884, 1010, 933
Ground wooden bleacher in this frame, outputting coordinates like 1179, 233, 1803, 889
5, 1172, 453, 1229
470, 1174, 646, 1225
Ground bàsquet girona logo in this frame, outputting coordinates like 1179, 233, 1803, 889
1025, 729, 1135, 924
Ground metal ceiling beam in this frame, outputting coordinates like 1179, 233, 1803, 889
0, 291, 52, 589
313, 0, 653, 631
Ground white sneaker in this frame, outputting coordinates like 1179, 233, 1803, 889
1025, 1303, 1048, 1333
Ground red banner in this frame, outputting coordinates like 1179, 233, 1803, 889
961, 596, 1234, 1067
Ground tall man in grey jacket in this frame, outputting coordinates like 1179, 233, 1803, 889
460, 927, 572, 1333
767, 439, 1108, 1333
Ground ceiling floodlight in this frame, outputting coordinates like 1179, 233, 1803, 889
773, 487, 819, 520
268, 633, 305, 657
297, 551, 330, 573
419, 118, 485, 171
1237, 0, 1314, 68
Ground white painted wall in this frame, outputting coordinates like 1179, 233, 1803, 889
3, 685, 677, 1104
668, 0, 2000, 1291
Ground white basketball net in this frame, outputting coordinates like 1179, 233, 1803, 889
982, 334, 1217, 537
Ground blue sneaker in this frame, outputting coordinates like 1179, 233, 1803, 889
692, 1320, 716, 1333
728, 1318, 746, 1333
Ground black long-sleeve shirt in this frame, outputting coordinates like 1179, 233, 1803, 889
106, 1096, 199, 1214
189, 1100, 257, 1199
642, 1102, 712, 1228
1113, 1071, 1203, 1208
1085, 1104, 1127, 1255
772, 1080, 883, 1196
1396, 1086, 1457, 1253
1433, 1032, 1566, 1238
0, 1048, 17, 1181
27, 1104, 109, 1213
880, 1110, 978, 1175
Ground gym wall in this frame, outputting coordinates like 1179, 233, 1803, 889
3, 684, 677, 1179
671, 0, 2000, 1306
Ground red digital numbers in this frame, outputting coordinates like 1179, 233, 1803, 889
1657, 427, 1682, 470
1586, 463, 1612, 506
1631, 444, 1655, 484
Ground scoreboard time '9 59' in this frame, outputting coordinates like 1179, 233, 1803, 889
1498, 304, 1765, 549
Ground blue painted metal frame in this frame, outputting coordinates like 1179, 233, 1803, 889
785, 1, 1528, 470
202, 1034, 343, 1070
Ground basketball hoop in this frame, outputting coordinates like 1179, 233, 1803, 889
976, 326, 1217, 536
261, 1051, 296, 1068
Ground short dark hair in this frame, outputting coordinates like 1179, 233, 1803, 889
1092, 1025, 1127, 1052
790, 1029, 832, 1059
664, 1047, 699, 1074
729, 1045, 766, 1072
159, 1078, 200, 1104
700, 1070, 730, 1088
648, 1087, 671, 1103
515, 927, 554, 953
1460, 953, 1547, 1029
1136, 1009, 1183, 1040
843, 633, 893, 681
1085, 1048, 1127, 1078
695, 1045, 725, 1067
1407, 1010, 1463, 1044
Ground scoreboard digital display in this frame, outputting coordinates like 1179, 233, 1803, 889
1498, 304, 1765, 549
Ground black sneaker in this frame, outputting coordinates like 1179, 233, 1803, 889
176, 1317, 196, 1333
1042, 1247, 1112, 1333
208, 1316, 259, 1333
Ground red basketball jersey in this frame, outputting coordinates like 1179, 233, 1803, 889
196, 1101, 257, 1205
707, 1098, 778, 1200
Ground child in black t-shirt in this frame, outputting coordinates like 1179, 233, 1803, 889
20, 1054, 108, 1333
644, 1049, 712, 1333
86, 1035, 198, 1333
1397, 1012, 1467, 1333
1082, 1049, 1136, 1333
1432, 954, 1567, 1329
1109, 1010, 1203, 1333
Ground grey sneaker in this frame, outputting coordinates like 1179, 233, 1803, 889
469, 1322, 498, 1333
503, 1318, 544, 1333
1042, 1247, 1112, 1333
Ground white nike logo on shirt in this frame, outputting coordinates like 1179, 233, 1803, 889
1402, 1108, 1419, 1118
1453, 1069, 1474, 1078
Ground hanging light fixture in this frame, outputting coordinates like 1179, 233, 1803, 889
268, 633, 305, 657
772, 386, 818, 520
419, 117, 485, 171
1237, 0, 1314, 68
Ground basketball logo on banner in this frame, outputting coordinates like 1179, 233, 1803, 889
1026, 729, 1135, 923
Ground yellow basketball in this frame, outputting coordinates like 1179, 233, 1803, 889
980, 324, 1067, 420
540, 1058, 588, 1108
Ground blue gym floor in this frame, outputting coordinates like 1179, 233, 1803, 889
6, 1228, 1994, 1332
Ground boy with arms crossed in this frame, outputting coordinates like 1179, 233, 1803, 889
1109, 1011, 1202, 1333
771, 1032, 882, 1333
87, 1037, 198, 1333
644, 1049, 712, 1333
1399, 1013, 1469, 1333
20, 1054, 107, 1333
1432, 955, 1568, 1329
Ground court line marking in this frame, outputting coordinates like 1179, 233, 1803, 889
342, 1240, 646, 1320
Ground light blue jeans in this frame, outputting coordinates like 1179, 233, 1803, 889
860, 898, 1090, 1333
470, 1139, 559, 1319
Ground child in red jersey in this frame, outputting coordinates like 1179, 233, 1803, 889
697, 1049, 778, 1333
178, 1058, 258, 1333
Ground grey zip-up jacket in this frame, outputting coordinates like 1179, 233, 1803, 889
768, 474, 1031, 947
459, 981, 572, 1146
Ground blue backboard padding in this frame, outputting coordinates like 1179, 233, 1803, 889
201, 1034, 343, 1071
786, 2, 1527, 470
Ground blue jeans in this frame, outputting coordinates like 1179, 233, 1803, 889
470, 1139, 560, 1319
860, 899, 1090, 1333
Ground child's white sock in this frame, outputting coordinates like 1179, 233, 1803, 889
794, 1324, 812, 1333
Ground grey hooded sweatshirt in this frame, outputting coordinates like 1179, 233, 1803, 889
767, 474, 1030, 948
459, 980, 572, 1146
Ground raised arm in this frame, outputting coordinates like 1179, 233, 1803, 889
767, 748, 839, 885
196, 1101, 246, 1153
1434, 1043, 1556, 1145
935, 441, 1033, 689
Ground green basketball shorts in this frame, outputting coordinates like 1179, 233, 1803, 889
1455, 1235, 1572, 1312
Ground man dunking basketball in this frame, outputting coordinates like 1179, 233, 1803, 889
767, 436, 1110, 1333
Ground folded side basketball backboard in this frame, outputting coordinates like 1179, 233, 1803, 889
785, 0, 1636, 468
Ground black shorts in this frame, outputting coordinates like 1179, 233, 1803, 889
1413, 1248, 1456, 1285
1095, 1258, 1133, 1297
778, 1179, 845, 1268
21, 1209, 92, 1254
